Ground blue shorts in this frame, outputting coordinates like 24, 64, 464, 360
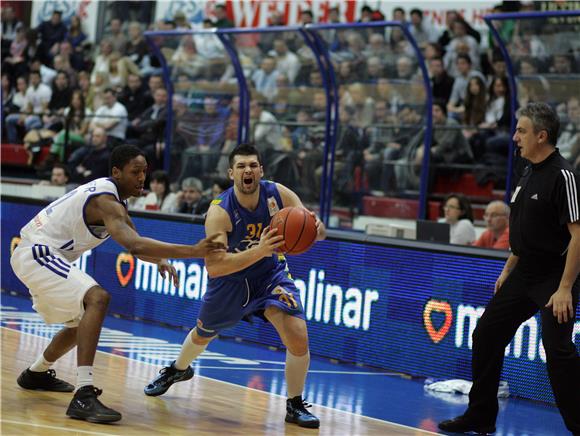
195, 266, 305, 337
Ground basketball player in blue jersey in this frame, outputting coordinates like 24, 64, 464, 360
10, 145, 225, 424
145, 144, 326, 428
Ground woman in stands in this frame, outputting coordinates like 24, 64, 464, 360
132, 170, 178, 213
463, 76, 488, 160
440, 193, 476, 245
50, 89, 92, 163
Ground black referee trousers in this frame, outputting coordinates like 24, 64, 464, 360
465, 266, 580, 433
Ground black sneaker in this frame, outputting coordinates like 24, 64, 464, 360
438, 415, 496, 434
144, 361, 194, 396
17, 368, 74, 392
66, 385, 122, 423
285, 396, 320, 429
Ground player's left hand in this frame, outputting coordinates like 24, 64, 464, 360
545, 288, 574, 324
158, 259, 179, 287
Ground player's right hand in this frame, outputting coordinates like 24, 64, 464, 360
258, 226, 285, 256
192, 233, 226, 257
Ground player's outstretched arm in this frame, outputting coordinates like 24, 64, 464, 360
204, 204, 284, 278
94, 195, 225, 258
276, 182, 326, 241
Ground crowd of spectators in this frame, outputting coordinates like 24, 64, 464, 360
1, 2, 578, 213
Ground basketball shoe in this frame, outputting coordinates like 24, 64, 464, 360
17, 368, 74, 392
66, 385, 122, 423
285, 396, 320, 428
438, 415, 496, 434
144, 361, 194, 396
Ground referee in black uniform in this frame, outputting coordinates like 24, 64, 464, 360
439, 102, 580, 435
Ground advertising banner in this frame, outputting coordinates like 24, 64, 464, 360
2, 198, 578, 405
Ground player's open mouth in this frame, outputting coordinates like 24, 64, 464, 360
243, 177, 253, 186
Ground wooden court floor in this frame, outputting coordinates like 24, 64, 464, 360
1, 327, 435, 435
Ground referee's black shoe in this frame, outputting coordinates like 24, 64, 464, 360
285, 396, 320, 428
17, 368, 74, 392
66, 385, 122, 423
438, 415, 496, 434
144, 361, 194, 396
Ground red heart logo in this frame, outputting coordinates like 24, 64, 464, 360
423, 299, 453, 343
116, 253, 134, 287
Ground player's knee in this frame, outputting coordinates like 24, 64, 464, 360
84, 286, 110, 310
285, 329, 309, 356
192, 328, 215, 345
286, 339, 309, 356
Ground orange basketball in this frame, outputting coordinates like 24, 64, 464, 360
270, 207, 317, 255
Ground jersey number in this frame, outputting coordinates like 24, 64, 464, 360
246, 223, 263, 239
279, 293, 298, 309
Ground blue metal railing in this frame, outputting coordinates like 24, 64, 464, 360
483, 9, 580, 199
144, 22, 432, 226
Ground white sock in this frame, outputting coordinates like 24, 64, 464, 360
29, 354, 53, 372
285, 350, 310, 398
174, 330, 208, 370
77, 366, 93, 390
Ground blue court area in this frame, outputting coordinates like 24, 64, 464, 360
0, 292, 568, 435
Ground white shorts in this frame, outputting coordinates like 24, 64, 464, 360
10, 241, 99, 327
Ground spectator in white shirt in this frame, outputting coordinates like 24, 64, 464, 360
251, 56, 279, 102
90, 87, 128, 147
409, 8, 438, 49
193, 19, 225, 60
440, 193, 476, 245
444, 20, 480, 75
250, 99, 282, 155
5, 76, 29, 143
7, 70, 52, 138
447, 54, 485, 119
269, 40, 300, 84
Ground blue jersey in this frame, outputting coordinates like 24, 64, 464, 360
210, 180, 285, 280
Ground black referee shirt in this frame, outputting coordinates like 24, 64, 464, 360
509, 149, 579, 271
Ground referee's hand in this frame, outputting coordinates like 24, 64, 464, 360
545, 288, 574, 324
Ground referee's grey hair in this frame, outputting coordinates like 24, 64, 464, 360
516, 102, 560, 146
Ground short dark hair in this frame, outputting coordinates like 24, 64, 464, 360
213, 176, 232, 192
110, 144, 146, 173
229, 143, 262, 168
444, 193, 474, 222
393, 7, 405, 15
52, 163, 70, 179
103, 87, 117, 96
457, 53, 472, 65
149, 170, 171, 199
410, 8, 423, 18
516, 102, 561, 146
432, 99, 447, 116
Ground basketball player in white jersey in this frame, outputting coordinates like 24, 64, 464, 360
10, 145, 224, 423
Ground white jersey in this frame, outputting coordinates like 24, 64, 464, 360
20, 178, 126, 262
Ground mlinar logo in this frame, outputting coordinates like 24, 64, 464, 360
115, 253, 135, 287
422, 298, 580, 362
118, 258, 380, 331
423, 299, 452, 343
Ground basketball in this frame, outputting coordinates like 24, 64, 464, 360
270, 207, 317, 255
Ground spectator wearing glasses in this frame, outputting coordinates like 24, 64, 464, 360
473, 201, 510, 250
440, 193, 476, 245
